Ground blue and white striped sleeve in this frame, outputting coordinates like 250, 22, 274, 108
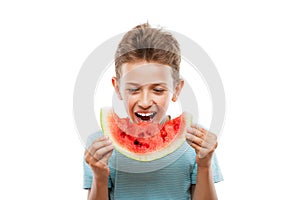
191, 153, 224, 184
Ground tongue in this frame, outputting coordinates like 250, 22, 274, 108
140, 115, 151, 121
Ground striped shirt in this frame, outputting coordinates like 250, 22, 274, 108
83, 132, 223, 200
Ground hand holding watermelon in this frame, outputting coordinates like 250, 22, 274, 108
185, 124, 218, 168
84, 136, 114, 181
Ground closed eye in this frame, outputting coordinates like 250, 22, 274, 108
127, 88, 140, 93
153, 88, 165, 93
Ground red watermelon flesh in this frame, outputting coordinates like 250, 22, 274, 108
110, 111, 161, 138
100, 108, 192, 161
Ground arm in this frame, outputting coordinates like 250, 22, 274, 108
87, 177, 110, 200
191, 156, 217, 200
186, 125, 218, 200
85, 136, 114, 200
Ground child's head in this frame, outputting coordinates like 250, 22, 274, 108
112, 23, 184, 124
115, 23, 181, 85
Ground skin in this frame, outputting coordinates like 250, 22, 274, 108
85, 61, 218, 200
113, 62, 181, 124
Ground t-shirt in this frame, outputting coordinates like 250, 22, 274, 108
83, 131, 223, 200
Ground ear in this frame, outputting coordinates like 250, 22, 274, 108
172, 79, 184, 102
112, 77, 123, 100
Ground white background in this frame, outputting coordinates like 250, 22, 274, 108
1, 0, 299, 199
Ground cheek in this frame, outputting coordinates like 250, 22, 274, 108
123, 94, 137, 109
155, 93, 171, 107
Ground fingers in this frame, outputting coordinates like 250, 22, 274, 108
189, 142, 211, 159
101, 149, 114, 163
93, 144, 114, 160
186, 134, 212, 149
190, 124, 208, 136
186, 124, 218, 155
85, 135, 114, 164
88, 139, 111, 155
86, 149, 113, 167
187, 126, 207, 139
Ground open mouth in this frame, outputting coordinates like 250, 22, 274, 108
135, 112, 157, 122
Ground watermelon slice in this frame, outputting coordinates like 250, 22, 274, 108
100, 107, 192, 161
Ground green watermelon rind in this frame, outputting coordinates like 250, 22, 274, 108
100, 107, 193, 162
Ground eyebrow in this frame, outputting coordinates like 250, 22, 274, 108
125, 82, 168, 86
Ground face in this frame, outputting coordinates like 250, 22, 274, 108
112, 62, 184, 124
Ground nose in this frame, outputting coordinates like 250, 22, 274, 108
137, 90, 153, 109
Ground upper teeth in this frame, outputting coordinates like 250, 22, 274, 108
137, 113, 153, 117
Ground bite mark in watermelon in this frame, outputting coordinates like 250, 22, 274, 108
100, 108, 192, 162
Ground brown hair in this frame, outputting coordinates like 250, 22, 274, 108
114, 23, 181, 84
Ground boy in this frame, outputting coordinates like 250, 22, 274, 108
84, 23, 223, 200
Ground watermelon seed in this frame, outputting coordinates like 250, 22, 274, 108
134, 139, 141, 146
